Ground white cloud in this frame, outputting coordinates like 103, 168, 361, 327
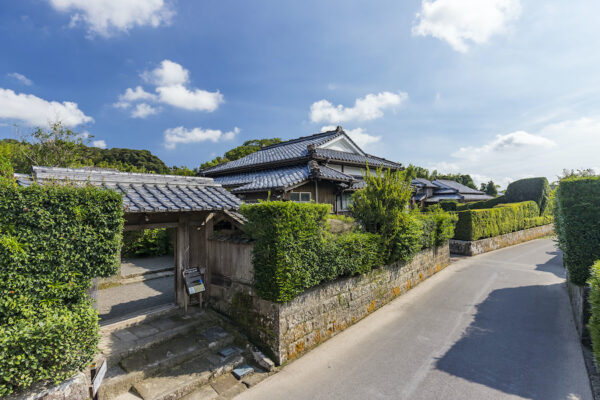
142, 60, 188, 87
156, 85, 223, 112
412, 0, 521, 53
310, 91, 408, 124
164, 126, 239, 149
131, 103, 159, 119
119, 86, 157, 102
115, 60, 224, 116
452, 130, 557, 161
48, 0, 174, 37
92, 139, 107, 149
321, 125, 381, 148
0, 88, 93, 127
7, 72, 33, 86
432, 117, 600, 186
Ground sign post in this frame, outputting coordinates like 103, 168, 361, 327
90, 359, 107, 400
182, 267, 205, 312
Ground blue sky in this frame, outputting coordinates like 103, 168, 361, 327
1, 0, 599, 187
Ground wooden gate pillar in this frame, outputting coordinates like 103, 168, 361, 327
175, 215, 190, 306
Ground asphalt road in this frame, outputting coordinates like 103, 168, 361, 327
236, 239, 592, 400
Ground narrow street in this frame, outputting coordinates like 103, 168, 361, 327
236, 239, 592, 400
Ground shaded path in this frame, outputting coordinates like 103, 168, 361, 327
237, 239, 591, 400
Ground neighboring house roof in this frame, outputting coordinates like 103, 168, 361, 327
15, 166, 241, 213
413, 178, 493, 204
433, 179, 482, 194
213, 162, 356, 194
201, 127, 402, 176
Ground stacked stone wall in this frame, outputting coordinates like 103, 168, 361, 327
221, 245, 450, 364
449, 224, 554, 256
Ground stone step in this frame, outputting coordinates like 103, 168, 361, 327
100, 326, 235, 400
119, 270, 174, 286
100, 309, 214, 365
132, 351, 244, 400
122, 266, 174, 280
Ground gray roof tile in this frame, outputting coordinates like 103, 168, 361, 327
16, 167, 241, 213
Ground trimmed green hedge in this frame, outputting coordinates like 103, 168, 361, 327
0, 180, 124, 396
588, 261, 600, 366
242, 201, 455, 303
454, 201, 552, 241
122, 228, 173, 258
504, 177, 551, 215
555, 176, 600, 285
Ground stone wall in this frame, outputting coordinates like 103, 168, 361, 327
449, 224, 554, 256
219, 245, 450, 365
567, 274, 590, 341
6, 372, 90, 400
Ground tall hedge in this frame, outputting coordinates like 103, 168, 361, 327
0, 180, 124, 396
504, 177, 551, 214
555, 176, 600, 285
454, 201, 551, 241
242, 200, 455, 303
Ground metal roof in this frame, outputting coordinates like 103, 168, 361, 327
16, 167, 241, 213
201, 128, 402, 175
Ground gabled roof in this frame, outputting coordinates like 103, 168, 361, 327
16, 166, 241, 213
213, 162, 356, 194
201, 127, 402, 176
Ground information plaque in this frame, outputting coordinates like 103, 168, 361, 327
183, 267, 205, 295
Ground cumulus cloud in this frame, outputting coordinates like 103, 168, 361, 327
7, 72, 33, 86
430, 117, 600, 187
310, 91, 408, 124
164, 126, 239, 149
412, 0, 521, 52
0, 88, 93, 127
92, 139, 107, 149
48, 0, 174, 37
321, 125, 381, 148
131, 103, 159, 119
142, 60, 188, 87
115, 60, 224, 117
452, 130, 557, 160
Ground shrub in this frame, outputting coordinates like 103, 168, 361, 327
0, 302, 99, 396
122, 228, 173, 258
453, 201, 550, 241
0, 180, 123, 395
439, 201, 459, 212
242, 202, 383, 302
504, 177, 551, 215
456, 195, 506, 210
555, 176, 600, 285
588, 261, 600, 366
351, 166, 421, 263
241, 202, 331, 302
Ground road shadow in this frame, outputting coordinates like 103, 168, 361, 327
535, 250, 565, 279
435, 284, 586, 400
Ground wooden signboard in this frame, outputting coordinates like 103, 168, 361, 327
183, 267, 205, 295
90, 359, 107, 399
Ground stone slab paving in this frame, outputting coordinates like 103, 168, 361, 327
121, 256, 174, 278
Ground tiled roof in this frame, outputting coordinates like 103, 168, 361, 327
201, 129, 402, 175
202, 130, 342, 174
412, 178, 437, 188
313, 148, 401, 170
214, 162, 356, 194
216, 164, 310, 193
16, 167, 241, 213
433, 180, 483, 195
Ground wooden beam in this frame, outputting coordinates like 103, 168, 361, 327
175, 215, 190, 307
123, 222, 178, 231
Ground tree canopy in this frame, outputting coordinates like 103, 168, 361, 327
199, 138, 282, 170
